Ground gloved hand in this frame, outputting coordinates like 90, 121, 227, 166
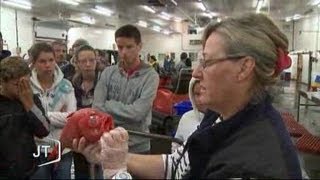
72, 137, 101, 164
100, 127, 129, 178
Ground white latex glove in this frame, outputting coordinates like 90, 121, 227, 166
72, 137, 101, 164
100, 127, 129, 178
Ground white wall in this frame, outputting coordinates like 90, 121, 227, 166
0, 6, 33, 56
286, 14, 320, 83
68, 28, 116, 50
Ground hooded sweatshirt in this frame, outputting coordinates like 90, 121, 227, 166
30, 64, 77, 153
171, 78, 204, 152
93, 61, 159, 153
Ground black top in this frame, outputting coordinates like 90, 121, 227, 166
72, 71, 100, 109
0, 50, 11, 61
0, 94, 49, 178
184, 95, 302, 179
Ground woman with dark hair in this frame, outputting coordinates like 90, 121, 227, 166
29, 42, 76, 179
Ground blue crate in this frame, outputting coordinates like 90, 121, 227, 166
174, 100, 193, 116
315, 75, 320, 83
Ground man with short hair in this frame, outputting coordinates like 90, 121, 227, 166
52, 40, 68, 68
93, 24, 159, 153
175, 52, 188, 73
0, 32, 11, 61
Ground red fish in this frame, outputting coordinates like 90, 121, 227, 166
49, 108, 114, 159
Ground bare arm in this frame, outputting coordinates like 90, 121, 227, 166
127, 153, 164, 179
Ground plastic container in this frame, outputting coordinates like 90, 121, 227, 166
174, 100, 193, 116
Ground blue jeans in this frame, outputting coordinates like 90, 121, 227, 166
31, 152, 72, 179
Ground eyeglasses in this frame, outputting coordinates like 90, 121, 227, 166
77, 59, 96, 65
199, 55, 246, 69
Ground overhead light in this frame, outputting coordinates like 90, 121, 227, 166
137, 20, 148, 28
309, 0, 320, 6
173, 17, 182, 22
158, 12, 171, 21
285, 14, 303, 22
196, 2, 206, 11
92, 6, 113, 16
170, 0, 177, 6
57, 0, 79, 6
208, 11, 219, 17
141, 5, 156, 13
81, 16, 95, 24
152, 25, 161, 32
217, 17, 221, 22
162, 30, 171, 35
293, 14, 302, 20
2, 0, 32, 10
285, 17, 292, 22
256, 0, 264, 13
202, 12, 213, 18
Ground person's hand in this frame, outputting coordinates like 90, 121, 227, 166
100, 127, 129, 178
18, 77, 34, 111
72, 137, 101, 164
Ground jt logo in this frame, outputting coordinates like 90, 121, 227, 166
33, 138, 61, 167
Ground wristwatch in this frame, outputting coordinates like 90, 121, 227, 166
112, 171, 132, 179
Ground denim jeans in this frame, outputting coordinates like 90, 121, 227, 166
31, 152, 72, 179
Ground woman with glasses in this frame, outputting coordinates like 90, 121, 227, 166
71, 44, 103, 179
29, 42, 77, 179
73, 13, 302, 179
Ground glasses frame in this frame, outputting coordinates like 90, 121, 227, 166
199, 55, 246, 69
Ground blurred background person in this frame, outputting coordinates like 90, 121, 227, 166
0, 32, 11, 61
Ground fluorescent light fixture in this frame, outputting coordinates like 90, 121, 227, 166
170, 0, 177, 6
137, 20, 148, 28
92, 6, 113, 16
309, 0, 320, 6
202, 12, 213, 18
141, 5, 156, 13
293, 14, 302, 20
81, 16, 95, 24
285, 17, 292, 22
256, 0, 264, 13
2, 0, 32, 10
57, 0, 79, 6
209, 11, 219, 17
285, 14, 303, 22
158, 12, 171, 20
152, 25, 161, 32
196, 2, 206, 11
173, 17, 182, 22
162, 30, 171, 35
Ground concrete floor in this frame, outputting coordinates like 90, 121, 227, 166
151, 80, 320, 178
273, 80, 320, 179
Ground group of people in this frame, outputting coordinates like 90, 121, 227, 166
0, 24, 159, 179
0, 12, 303, 179
72, 13, 302, 179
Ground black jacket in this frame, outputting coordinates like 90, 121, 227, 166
0, 94, 49, 178
0, 50, 11, 61
185, 95, 302, 179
